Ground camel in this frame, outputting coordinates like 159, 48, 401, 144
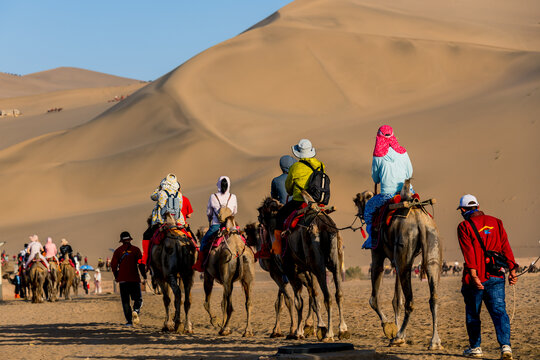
45, 260, 60, 302
203, 209, 255, 337
149, 215, 197, 333
353, 179, 443, 350
244, 221, 318, 339
59, 258, 76, 300
257, 193, 349, 342
28, 254, 48, 303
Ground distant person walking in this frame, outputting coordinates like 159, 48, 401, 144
456, 194, 518, 359
111, 231, 146, 326
81, 270, 90, 294
94, 269, 102, 294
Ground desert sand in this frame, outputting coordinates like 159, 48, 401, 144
0, 0, 539, 357
1, 272, 539, 359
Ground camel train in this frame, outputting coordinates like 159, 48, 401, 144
147, 178, 441, 347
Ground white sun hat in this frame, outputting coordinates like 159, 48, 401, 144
457, 194, 480, 209
292, 139, 316, 159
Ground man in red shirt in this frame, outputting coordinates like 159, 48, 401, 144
457, 194, 517, 359
111, 231, 146, 326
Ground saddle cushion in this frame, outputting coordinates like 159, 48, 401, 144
210, 227, 246, 248
283, 203, 309, 230
372, 193, 421, 249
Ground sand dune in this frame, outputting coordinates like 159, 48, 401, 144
0, 67, 142, 99
0, 0, 539, 269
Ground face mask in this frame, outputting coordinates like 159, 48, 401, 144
461, 209, 478, 219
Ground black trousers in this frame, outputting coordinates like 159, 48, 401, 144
119, 282, 143, 323
276, 200, 303, 230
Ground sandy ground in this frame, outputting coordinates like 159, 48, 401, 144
1, 272, 538, 360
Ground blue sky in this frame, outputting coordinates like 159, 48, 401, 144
0, 1, 293, 80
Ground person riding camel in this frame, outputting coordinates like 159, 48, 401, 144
362, 125, 413, 249
260, 139, 326, 258
144, 176, 194, 269
271, 155, 297, 204
25, 235, 50, 272
59, 238, 76, 267
192, 176, 237, 272
44, 237, 58, 264
150, 173, 185, 227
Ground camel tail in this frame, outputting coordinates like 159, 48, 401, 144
400, 178, 413, 201
337, 232, 345, 274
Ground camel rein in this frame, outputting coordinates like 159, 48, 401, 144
509, 255, 539, 324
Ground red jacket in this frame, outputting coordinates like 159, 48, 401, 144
111, 243, 142, 283
457, 211, 517, 285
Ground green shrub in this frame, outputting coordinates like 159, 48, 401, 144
345, 266, 365, 280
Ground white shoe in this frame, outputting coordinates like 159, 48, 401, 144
463, 347, 483, 358
501, 345, 513, 360
132, 311, 140, 325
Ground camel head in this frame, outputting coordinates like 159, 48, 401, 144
400, 178, 413, 201
257, 197, 282, 231
243, 223, 260, 247
218, 207, 237, 230
353, 191, 374, 217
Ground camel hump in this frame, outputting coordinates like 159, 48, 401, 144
400, 178, 413, 201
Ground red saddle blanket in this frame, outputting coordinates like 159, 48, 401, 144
211, 226, 246, 248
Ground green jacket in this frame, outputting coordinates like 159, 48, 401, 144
285, 157, 325, 201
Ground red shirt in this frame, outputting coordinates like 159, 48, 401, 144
110, 243, 142, 283
457, 211, 517, 285
182, 196, 194, 220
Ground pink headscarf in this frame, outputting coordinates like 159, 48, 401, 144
373, 125, 407, 157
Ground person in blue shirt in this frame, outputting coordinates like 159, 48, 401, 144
363, 125, 413, 249
271, 155, 297, 204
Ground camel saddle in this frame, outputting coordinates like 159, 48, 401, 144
372, 194, 435, 249
210, 226, 246, 249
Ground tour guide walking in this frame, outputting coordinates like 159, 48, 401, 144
456, 194, 518, 359
111, 231, 146, 326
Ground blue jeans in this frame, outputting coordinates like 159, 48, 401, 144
200, 224, 220, 251
461, 276, 511, 348
362, 193, 394, 249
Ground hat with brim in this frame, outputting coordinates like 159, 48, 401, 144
457, 194, 480, 210
292, 139, 316, 159
119, 231, 133, 242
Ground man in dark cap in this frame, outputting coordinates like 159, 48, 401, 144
111, 231, 146, 326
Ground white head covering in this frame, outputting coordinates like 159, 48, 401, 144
292, 139, 316, 159
160, 173, 180, 193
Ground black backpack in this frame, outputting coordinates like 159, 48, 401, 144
299, 160, 331, 205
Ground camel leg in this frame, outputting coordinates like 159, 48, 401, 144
392, 272, 403, 329
160, 281, 173, 332
219, 283, 234, 336
330, 260, 349, 340
425, 229, 443, 350
166, 273, 183, 333
304, 272, 325, 337
181, 272, 194, 334
313, 268, 334, 342
203, 273, 219, 328
392, 265, 413, 346
241, 277, 253, 337
289, 277, 305, 339
370, 250, 395, 339
271, 290, 284, 338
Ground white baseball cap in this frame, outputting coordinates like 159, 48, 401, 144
457, 194, 480, 209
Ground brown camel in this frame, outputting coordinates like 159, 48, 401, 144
46, 260, 60, 302
257, 193, 349, 342
244, 221, 315, 339
59, 258, 76, 300
203, 210, 255, 337
149, 215, 197, 333
28, 254, 48, 303
353, 179, 443, 349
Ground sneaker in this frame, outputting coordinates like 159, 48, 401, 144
132, 311, 140, 325
124, 322, 133, 327
463, 347, 483, 358
501, 345, 513, 360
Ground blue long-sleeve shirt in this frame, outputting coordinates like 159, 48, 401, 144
372, 148, 413, 195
